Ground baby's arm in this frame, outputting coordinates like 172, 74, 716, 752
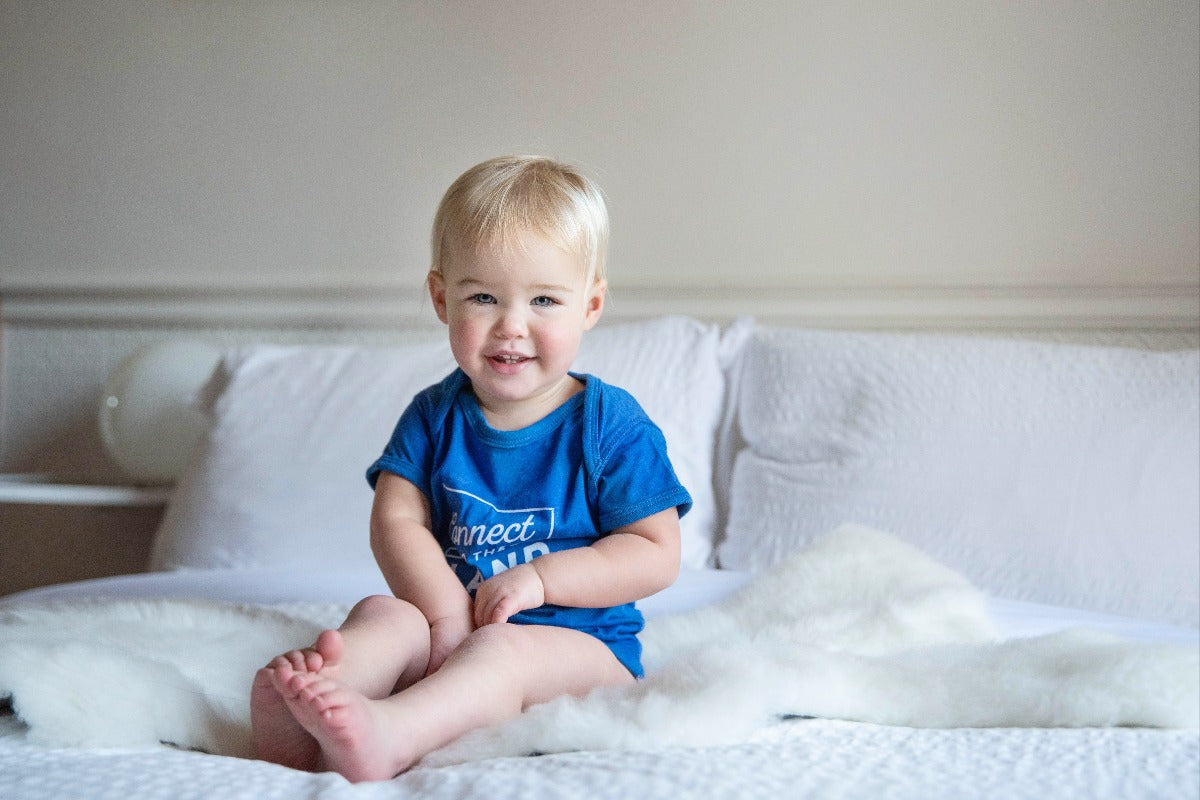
472, 507, 681, 627
370, 472, 474, 672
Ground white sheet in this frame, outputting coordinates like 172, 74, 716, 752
0, 565, 749, 620
2, 715, 1196, 800
6, 564, 1195, 644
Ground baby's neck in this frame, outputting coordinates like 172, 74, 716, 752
475, 375, 584, 431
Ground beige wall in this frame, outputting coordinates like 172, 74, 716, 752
2, 1, 1197, 594
2, 0, 1197, 295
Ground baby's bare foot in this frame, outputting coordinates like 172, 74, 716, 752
280, 673, 416, 783
250, 666, 319, 770
250, 630, 345, 770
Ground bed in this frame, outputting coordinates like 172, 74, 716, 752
2, 315, 1197, 799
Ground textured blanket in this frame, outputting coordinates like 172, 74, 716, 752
1, 525, 1196, 764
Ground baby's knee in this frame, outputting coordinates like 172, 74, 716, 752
461, 622, 530, 662
349, 594, 425, 629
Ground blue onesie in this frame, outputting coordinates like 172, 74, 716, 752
365, 369, 692, 678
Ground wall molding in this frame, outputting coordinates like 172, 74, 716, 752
2, 284, 1197, 330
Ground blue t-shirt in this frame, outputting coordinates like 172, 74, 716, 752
365, 369, 691, 677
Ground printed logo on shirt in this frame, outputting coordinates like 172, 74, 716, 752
442, 485, 555, 582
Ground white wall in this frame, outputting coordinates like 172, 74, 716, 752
2, 0, 1197, 296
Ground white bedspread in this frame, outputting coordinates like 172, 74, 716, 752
1, 524, 1195, 771
2, 715, 1196, 800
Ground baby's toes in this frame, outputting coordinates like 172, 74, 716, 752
286, 670, 324, 698
279, 649, 307, 673
303, 648, 325, 674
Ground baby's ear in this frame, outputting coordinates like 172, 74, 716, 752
583, 278, 607, 330
428, 271, 449, 324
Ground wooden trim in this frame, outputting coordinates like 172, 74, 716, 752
0, 474, 172, 506
2, 284, 1197, 329
607, 285, 1200, 330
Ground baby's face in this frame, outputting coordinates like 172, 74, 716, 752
429, 231, 606, 428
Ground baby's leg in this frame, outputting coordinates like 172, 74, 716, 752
251, 595, 432, 770
281, 623, 633, 782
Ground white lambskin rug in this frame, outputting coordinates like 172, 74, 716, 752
0, 525, 1195, 765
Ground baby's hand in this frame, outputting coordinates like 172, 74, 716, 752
426, 613, 473, 676
473, 564, 546, 627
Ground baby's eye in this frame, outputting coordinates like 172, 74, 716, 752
470, 293, 497, 305
531, 296, 558, 308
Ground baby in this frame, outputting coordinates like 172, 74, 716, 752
250, 156, 691, 781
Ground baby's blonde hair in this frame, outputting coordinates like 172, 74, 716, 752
430, 156, 609, 284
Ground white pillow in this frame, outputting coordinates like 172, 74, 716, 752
150, 337, 454, 572
718, 326, 1200, 627
151, 316, 724, 573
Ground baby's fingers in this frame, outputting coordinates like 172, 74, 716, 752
486, 596, 518, 626
473, 565, 544, 627
473, 591, 509, 627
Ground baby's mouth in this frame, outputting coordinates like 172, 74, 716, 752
491, 353, 530, 365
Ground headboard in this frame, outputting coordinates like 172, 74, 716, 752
2, 285, 1197, 482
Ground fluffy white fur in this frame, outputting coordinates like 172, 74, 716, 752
424, 526, 1199, 765
0, 599, 328, 757
0, 526, 1195, 764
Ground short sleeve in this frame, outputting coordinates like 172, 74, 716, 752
588, 383, 693, 533
367, 370, 465, 491
365, 396, 433, 491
